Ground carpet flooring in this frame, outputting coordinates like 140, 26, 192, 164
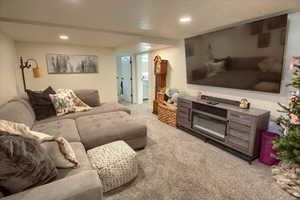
105, 104, 295, 200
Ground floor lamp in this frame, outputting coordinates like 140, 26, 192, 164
19, 57, 44, 91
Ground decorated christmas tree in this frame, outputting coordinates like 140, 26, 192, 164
274, 56, 300, 165
271, 57, 300, 198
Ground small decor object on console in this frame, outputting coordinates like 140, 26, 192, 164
272, 56, 300, 198
239, 98, 250, 109
196, 92, 203, 101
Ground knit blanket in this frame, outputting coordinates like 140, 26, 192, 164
0, 120, 78, 167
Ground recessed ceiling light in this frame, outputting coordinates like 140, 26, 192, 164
179, 17, 192, 23
59, 35, 69, 40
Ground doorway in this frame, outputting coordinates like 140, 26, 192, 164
136, 54, 149, 105
117, 56, 133, 104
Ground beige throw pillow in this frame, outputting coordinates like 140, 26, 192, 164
0, 120, 78, 169
258, 57, 282, 73
206, 61, 225, 77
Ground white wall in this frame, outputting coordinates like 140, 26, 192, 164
136, 54, 149, 104
16, 42, 117, 102
150, 12, 300, 119
0, 31, 18, 105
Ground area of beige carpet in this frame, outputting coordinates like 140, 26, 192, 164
105, 104, 295, 200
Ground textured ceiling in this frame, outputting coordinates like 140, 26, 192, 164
0, 0, 299, 48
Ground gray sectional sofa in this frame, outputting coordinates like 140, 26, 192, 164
0, 90, 147, 200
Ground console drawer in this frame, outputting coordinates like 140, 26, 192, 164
227, 135, 249, 153
229, 111, 253, 126
229, 121, 251, 133
228, 129, 249, 141
177, 107, 190, 117
178, 98, 192, 108
177, 118, 191, 129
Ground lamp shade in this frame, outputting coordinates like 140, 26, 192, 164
33, 67, 44, 78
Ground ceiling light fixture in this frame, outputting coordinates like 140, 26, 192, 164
59, 35, 69, 40
179, 17, 192, 23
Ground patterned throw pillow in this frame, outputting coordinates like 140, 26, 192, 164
49, 93, 76, 116
56, 89, 92, 112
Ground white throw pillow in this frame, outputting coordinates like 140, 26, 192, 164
205, 61, 225, 77
258, 58, 282, 73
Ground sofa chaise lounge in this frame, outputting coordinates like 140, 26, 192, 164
0, 89, 147, 200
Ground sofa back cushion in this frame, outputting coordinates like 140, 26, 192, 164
229, 57, 266, 71
0, 99, 35, 128
74, 89, 100, 107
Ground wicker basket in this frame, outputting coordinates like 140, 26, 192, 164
157, 102, 177, 127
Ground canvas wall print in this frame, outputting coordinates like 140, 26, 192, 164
47, 54, 98, 74
257, 32, 271, 48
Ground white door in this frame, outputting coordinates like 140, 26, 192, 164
117, 56, 132, 103
136, 54, 149, 104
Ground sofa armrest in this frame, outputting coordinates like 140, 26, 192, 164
2, 170, 103, 200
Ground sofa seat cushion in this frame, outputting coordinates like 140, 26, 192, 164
32, 119, 81, 142
57, 142, 93, 179
76, 111, 147, 150
34, 103, 131, 124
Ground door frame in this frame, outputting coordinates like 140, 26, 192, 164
116, 55, 133, 104
136, 53, 150, 104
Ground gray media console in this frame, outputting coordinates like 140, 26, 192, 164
176, 96, 270, 164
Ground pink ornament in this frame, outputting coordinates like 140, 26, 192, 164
289, 96, 297, 103
289, 57, 296, 70
290, 113, 300, 124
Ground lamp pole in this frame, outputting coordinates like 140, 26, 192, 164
20, 57, 39, 91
